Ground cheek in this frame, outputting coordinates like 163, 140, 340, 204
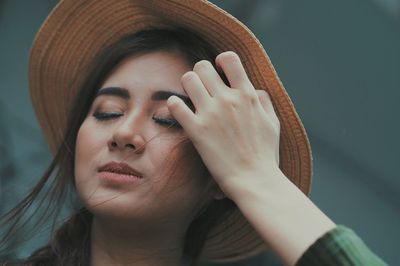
151, 140, 211, 201
74, 121, 106, 183
75, 123, 92, 169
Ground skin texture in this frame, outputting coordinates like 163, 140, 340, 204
75, 50, 336, 266
75, 51, 216, 265
168, 51, 336, 266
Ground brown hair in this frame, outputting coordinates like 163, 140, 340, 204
0, 28, 236, 265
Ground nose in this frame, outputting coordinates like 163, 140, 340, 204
108, 115, 146, 154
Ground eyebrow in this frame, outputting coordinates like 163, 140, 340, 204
151, 90, 193, 107
96, 87, 130, 99
96, 87, 194, 110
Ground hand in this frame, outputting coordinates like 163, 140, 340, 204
167, 51, 281, 198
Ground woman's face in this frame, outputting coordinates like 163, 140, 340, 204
75, 51, 213, 224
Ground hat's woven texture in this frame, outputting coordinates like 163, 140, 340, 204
29, 0, 312, 262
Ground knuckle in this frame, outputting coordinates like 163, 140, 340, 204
263, 90, 272, 102
199, 103, 221, 122
256, 91, 265, 103
256, 89, 268, 98
256, 90, 273, 106
196, 117, 210, 134
191, 116, 202, 129
222, 95, 240, 108
243, 91, 258, 104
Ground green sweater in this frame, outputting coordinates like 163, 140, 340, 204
296, 225, 388, 266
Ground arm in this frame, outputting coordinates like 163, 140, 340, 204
228, 167, 336, 266
167, 51, 386, 266
297, 224, 388, 266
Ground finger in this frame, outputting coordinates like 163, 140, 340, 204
256, 90, 274, 113
193, 60, 226, 97
257, 90, 280, 123
215, 51, 252, 90
257, 90, 281, 166
167, 95, 198, 135
181, 71, 211, 111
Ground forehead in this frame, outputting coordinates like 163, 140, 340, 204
96, 51, 194, 109
102, 51, 191, 95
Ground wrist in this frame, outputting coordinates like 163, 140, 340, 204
221, 165, 288, 202
225, 169, 336, 266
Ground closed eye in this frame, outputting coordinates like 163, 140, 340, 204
92, 111, 181, 129
93, 111, 123, 121
152, 116, 182, 129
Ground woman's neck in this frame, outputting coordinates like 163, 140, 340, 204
90, 216, 186, 266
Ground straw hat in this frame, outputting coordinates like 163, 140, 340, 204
29, 0, 312, 262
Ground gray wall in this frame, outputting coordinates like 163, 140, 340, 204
1, 0, 399, 265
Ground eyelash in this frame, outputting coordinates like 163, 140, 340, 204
92, 112, 181, 129
93, 112, 123, 120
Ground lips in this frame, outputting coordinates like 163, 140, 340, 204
98, 161, 143, 178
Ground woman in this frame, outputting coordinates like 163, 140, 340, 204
0, 1, 387, 265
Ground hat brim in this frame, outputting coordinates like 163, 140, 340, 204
29, 0, 312, 262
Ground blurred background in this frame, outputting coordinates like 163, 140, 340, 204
0, 0, 399, 265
